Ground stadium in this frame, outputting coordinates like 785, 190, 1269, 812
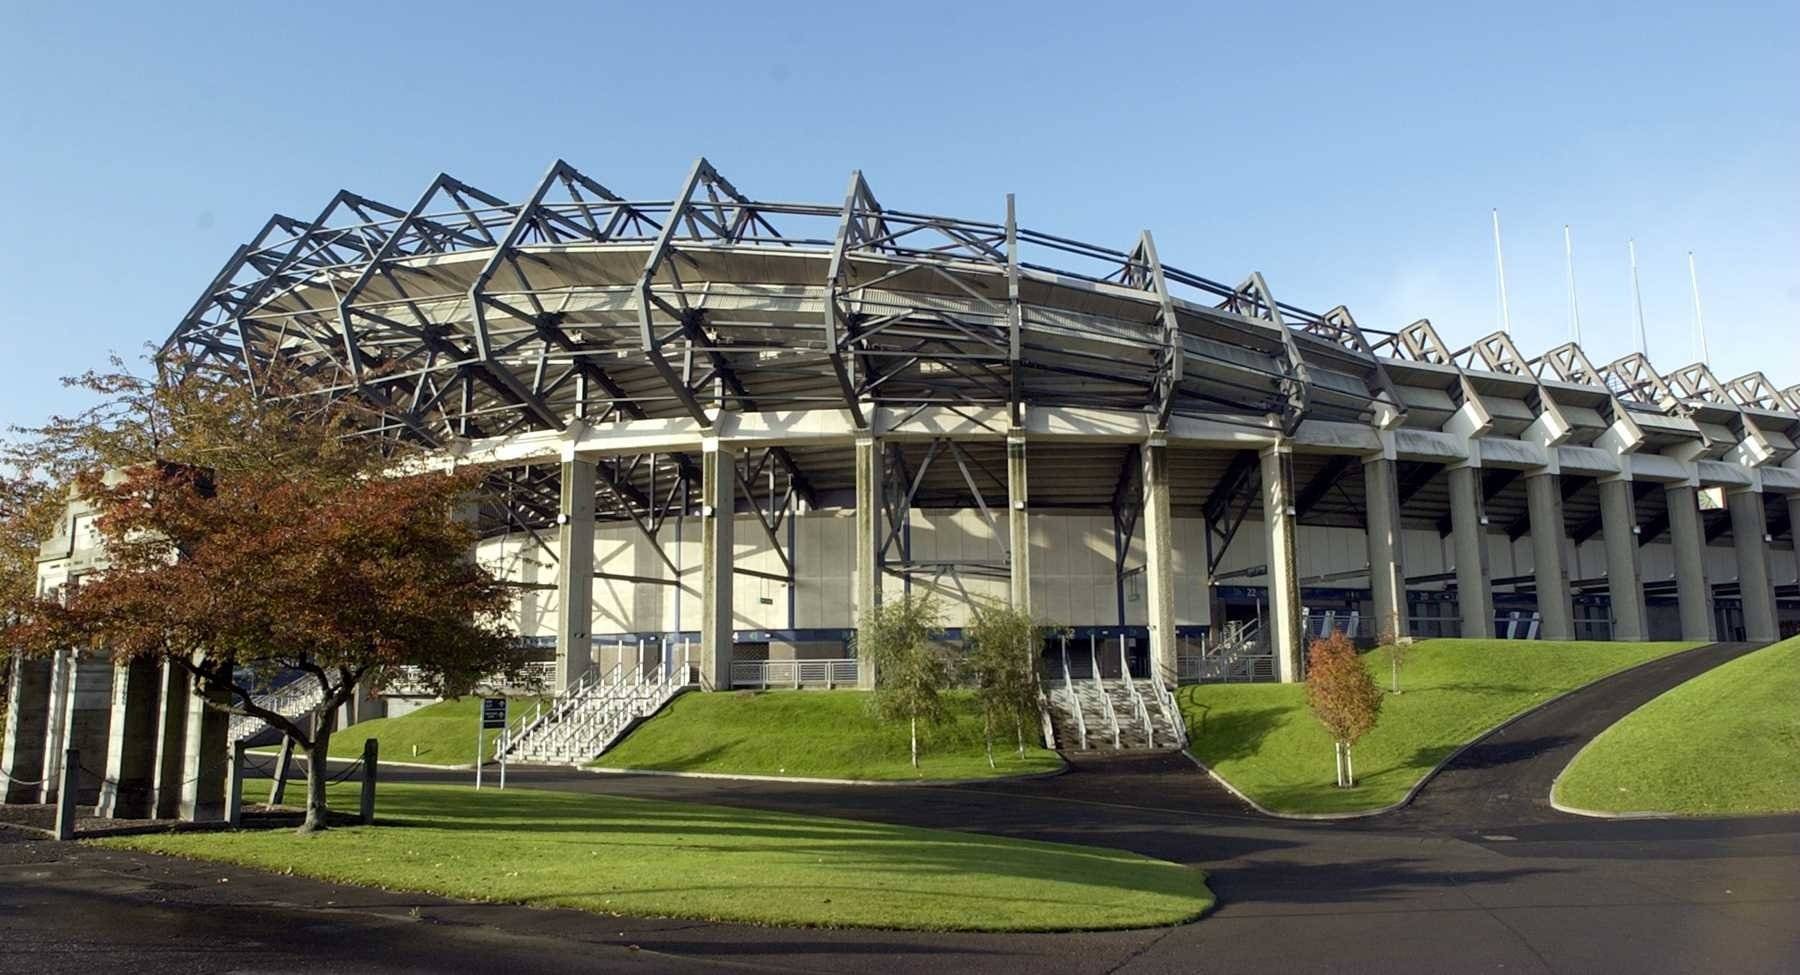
16, 156, 1800, 779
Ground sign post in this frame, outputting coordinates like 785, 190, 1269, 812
476, 697, 508, 790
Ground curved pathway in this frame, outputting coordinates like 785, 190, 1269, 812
5, 642, 1798, 973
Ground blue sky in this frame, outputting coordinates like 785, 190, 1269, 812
2, 1, 1795, 434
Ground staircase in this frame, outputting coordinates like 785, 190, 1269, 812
229, 674, 326, 743
1043, 639, 1185, 752
1177, 620, 1270, 683
497, 660, 693, 765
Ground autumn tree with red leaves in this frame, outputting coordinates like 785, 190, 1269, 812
2, 359, 520, 832
1304, 632, 1383, 788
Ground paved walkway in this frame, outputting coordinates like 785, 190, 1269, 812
4, 642, 1797, 973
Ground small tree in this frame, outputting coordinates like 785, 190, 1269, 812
1305, 632, 1382, 787
1386, 634, 1408, 694
964, 602, 1048, 767
859, 592, 949, 769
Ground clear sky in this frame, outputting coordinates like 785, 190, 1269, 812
2, 1, 1795, 434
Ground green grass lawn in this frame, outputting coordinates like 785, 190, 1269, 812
597, 689, 1064, 781
97, 782, 1211, 931
1554, 636, 1800, 816
256, 696, 549, 768
1178, 639, 1700, 815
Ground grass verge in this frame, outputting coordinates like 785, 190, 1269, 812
597, 689, 1063, 781
1178, 639, 1700, 815
1554, 636, 1800, 816
96, 782, 1211, 931
256, 696, 548, 767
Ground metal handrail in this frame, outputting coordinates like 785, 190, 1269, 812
1090, 640, 1120, 749
1059, 639, 1087, 750
1118, 644, 1153, 749
1147, 654, 1187, 748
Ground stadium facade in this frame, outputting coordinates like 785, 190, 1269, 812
9, 158, 1800, 802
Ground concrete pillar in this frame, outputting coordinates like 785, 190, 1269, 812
1446, 465, 1493, 639
1006, 431, 1031, 614
1261, 445, 1303, 682
150, 662, 190, 819
179, 675, 229, 822
96, 657, 159, 819
1665, 484, 1716, 642
555, 457, 597, 692
853, 435, 882, 689
1361, 457, 1407, 643
46, 654, 113, 805
2, 655, 54, 804
38, 650, 70, 804
1524, 473, 1575, 641
700, 442, 736, 691
1141, 441, 1177, 684
1727, 488, 1778, 642
1598, 479, 1648, 642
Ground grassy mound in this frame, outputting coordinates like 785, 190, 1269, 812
1178, 639, 1699, 815
1554, 636, 1800, 816
598, 689, 1063, 781
97, 782, 1211, 931
264, 696, 548, 768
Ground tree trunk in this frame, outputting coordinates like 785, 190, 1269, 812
1015, 717, 1025, 758
1345, 743, 1356, 788
1391, 658, 1399, 694
910, 715, 918, 769
299, 728, 332, 834
983, 710, 995, 769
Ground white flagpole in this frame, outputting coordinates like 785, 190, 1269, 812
1492, 209, 1512, 332
1687, 251, 1709, 366
1628, 239, 1648, 356
1564, 225, 1583, 344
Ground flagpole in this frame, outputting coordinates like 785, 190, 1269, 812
1564, 225, 1582, 344
1687, 251, 1709, 365
1492, 209, 1512, 332
1628, 239, 1647, 356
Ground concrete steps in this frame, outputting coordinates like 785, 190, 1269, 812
1045, 678, 1182, 752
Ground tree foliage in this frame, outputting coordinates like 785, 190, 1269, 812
964, 601, 1049, 766
858, 592, 950, 769
1, 358, 522, 832
1304, 632, 1382, 787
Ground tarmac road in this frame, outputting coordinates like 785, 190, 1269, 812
3, 641, 1796, 973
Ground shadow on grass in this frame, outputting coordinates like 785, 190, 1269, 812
1179, 706, 1289, 766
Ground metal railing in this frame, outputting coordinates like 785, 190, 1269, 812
1059, 639, 1087, 750
1117, 644, 1154, 749
228, 675, 326, 742
728, 658, 860, 689
1147, 655, 1187, 748
1176, 619, 1267, 684
1089, 640, 1120, 749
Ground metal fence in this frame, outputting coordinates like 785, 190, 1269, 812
728, 659, 860, 689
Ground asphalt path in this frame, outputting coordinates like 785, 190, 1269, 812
3, 641, 1796, 973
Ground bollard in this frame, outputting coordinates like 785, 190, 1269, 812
225, 740, 246, 827
359, 738, 378, 825
54, 749, 79, 841
269, 735, 294, 806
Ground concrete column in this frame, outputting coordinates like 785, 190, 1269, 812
853, 436, 882, 689
46, 654, 113, 805
1727, 488, 1778, 642
1361, 457, 1407, 643
38, 650, 70, 803
1446, 466, 1493, 639
1665, 484, 1716, 642
1598, 479, 1648, 642
179, 674, 229, 822
96, 657, 159, 819
1006, 431, 1031, 614
2, 655, 54, 804
1524, 473, 1575, 641
700, 442, 736, 691
150, 662, 190, 819
555, 457, 597, 692
1141, 441, 1177, 684
1261, 446, 1303, 682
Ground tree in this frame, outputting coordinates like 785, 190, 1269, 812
1387, 635, 1409, 694
2, 359, 522, 833
858, 592, 949, 769
1305, 632, 1382, 788
0, 471, 63, 705
964, 601, 1049, 767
